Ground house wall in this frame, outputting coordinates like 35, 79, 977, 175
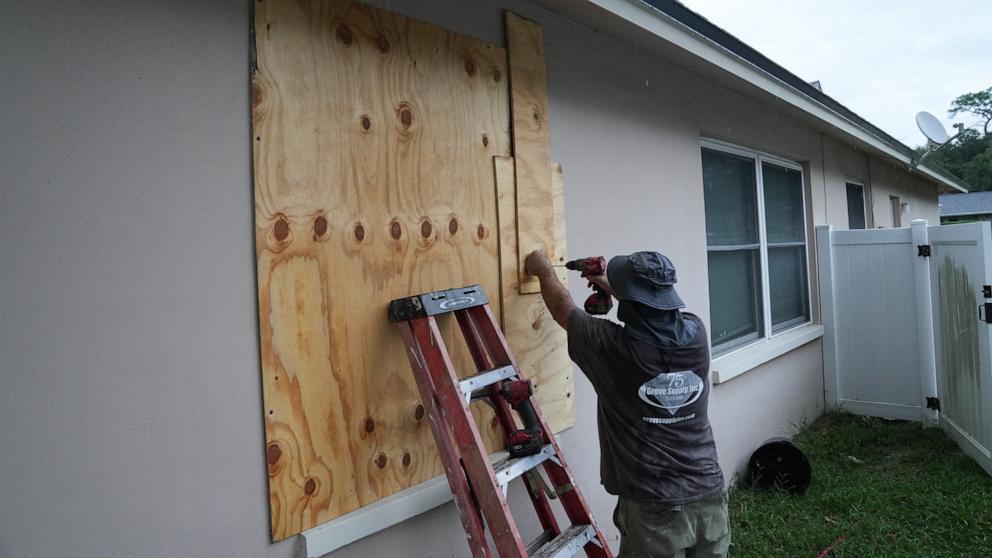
867, 159, 942, 227
822, 135, 873, 228
0, 0, 938, 557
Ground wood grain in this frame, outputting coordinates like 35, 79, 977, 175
506, 12, 555, 294
253, 0, 512, 539
495, 156, 576, 433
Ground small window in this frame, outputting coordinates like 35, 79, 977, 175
702, 142, 811, 353
846, 182, 866, 229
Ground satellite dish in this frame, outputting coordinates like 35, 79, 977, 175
916, 111, 951, 144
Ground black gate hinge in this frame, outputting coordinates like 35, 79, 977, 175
926, 397, 941, 411
983, 285, 992, 299
917, 245, 931, 257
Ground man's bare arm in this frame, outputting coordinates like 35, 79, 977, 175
525, 250, 577, 329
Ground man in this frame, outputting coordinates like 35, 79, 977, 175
525, 250, 729, 558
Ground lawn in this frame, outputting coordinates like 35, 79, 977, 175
729, 413, 992, 557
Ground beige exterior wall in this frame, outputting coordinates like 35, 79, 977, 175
868, 160, 942, 227
0, 0, 942, 557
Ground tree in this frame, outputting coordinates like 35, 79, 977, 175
949, 87, 992, 135
918, 87, 992, 191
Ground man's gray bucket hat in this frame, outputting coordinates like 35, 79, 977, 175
606, 251, 685, 310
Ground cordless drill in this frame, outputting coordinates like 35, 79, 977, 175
564, 256, 613, 315
499, 379, 544, 458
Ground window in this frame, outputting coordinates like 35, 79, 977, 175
701, 141, 811, 353
846, 182, 866, 229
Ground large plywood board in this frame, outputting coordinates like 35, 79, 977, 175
252, 0, 513, 539
506, 12, 554, 294
495, 157, 575, 432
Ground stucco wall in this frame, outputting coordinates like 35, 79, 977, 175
0, 1, 934, 557
822, 135, 873, 228
868, 159, 942, 227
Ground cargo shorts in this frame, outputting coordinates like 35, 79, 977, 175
613, 492, 730, 558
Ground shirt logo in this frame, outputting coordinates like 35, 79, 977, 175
638, 370, 704, 415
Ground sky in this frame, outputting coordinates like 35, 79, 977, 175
679, 0, 992, 147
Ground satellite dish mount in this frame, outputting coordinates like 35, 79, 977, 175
911, 111, 963, 169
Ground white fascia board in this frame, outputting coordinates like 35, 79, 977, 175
584, 0, 966, 193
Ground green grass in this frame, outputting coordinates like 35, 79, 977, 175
729, 413, 992, 557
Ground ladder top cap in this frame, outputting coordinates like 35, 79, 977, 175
388, 284, 490, 322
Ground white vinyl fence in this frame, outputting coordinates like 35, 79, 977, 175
817, 221, 938, 423
817, 220, 992, 475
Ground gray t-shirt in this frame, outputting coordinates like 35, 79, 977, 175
567, 310, 724, 504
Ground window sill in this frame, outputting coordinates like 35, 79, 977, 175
711, 324, 824, 384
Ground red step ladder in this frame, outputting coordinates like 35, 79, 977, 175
389, 285, 613, 558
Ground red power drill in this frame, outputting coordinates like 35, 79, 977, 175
499, 379, 544, 458
564, 256, 613, 315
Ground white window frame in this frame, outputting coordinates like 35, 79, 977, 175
700, 139, 814, 359
845, 179, 867, 230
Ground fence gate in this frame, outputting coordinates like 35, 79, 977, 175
928, 223, 992, 474
818, 220, 992, 476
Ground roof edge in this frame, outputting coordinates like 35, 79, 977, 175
583, 0, 967, 193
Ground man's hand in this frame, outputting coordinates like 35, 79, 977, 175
524, 249, 575, 329
525, 250, 554, 278
586, 274, 614, 299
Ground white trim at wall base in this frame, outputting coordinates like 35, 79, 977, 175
298, 448, 515, 557
298, 474, 454, 558
711, 324, 824, 384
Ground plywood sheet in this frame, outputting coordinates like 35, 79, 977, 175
506, 12, 554, 294
252, 0, 512, 539
495, 157, 575, 432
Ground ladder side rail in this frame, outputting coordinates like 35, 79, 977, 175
455, 310, 497, 372
456, 311, 520, 438
466, 305, 614, 558
456, 309, 564, 539
397, 323, 493, 558
410, 317, 530, 558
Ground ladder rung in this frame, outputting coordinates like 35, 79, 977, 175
458, 365, 516, 397
527, 530, 555, 555
492, 444, 555, 489
533, 524, 596, 558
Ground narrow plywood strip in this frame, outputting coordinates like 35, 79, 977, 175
495, 156, 576, 433
552, 162, 568, 272
506, 12, 554, 294
253, 0, 511, 539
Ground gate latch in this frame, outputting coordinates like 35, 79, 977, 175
984, 285, 992, 299
917, 244, 931, 257
980, 302, 992, 324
